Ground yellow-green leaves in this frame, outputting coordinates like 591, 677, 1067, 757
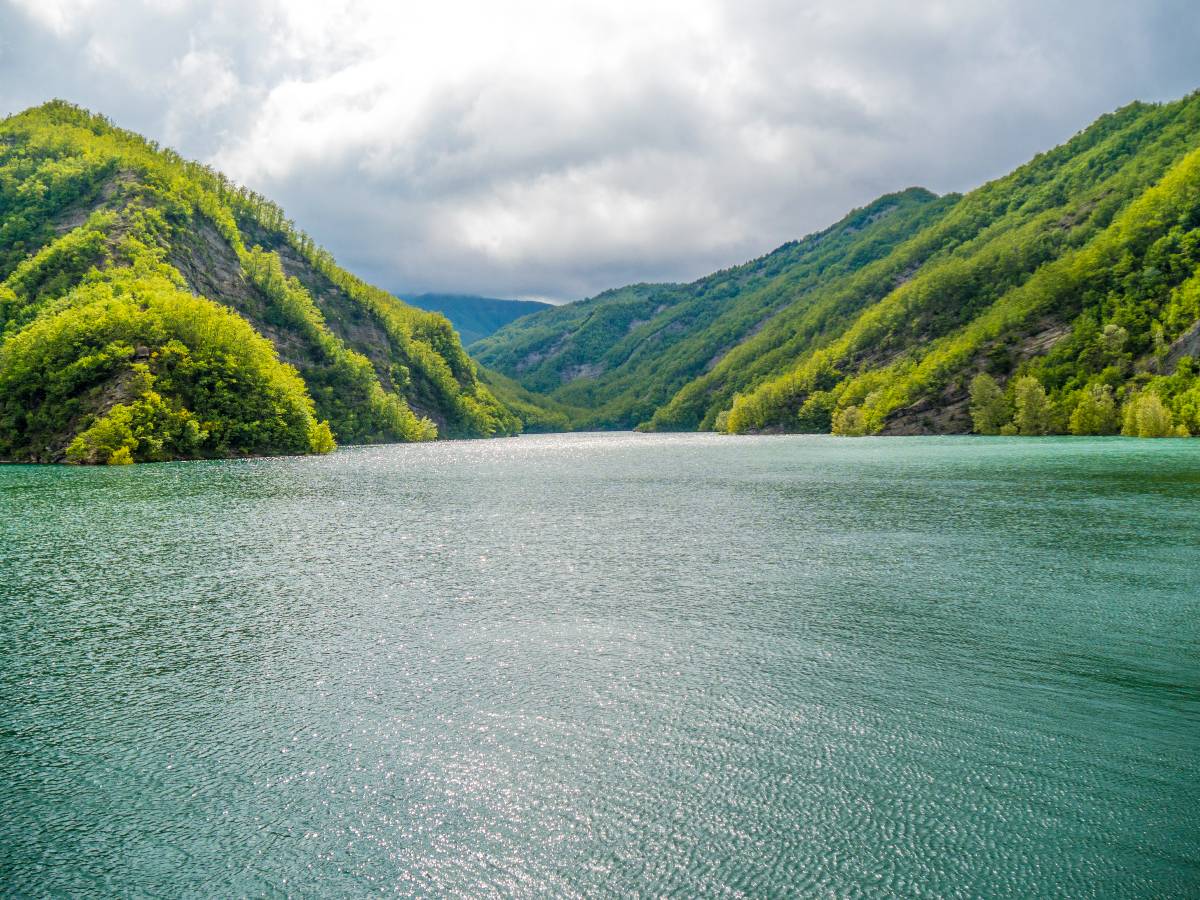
831, 405, 872, 436
2, 273, 335, 462
1013, 376, 1053, 436
0, 99, 517, 462
1069, 384, 1120, 435
969, 373, 1010, 435
1121, 391, 1184, 438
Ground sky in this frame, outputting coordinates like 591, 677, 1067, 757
2, 1, 1198, 302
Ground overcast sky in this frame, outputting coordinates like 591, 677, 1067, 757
2, 1, 1198, 302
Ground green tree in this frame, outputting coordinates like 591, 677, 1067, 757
968, 373, 1010, 434
796, 390, 837, 433
831, 405, 871, 436
1099, 323, 1129, 354
65, 406, 138, 464
1150, 321, 1168, 371
1013, 375, 1052, 435
1121, 391, 1176, 437
1069, 384, 1120, 435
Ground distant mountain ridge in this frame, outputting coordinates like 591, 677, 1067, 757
473, 92, 1200, 438
404, 293, 552, 346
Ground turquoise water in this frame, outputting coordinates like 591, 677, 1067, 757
1, 433, 1197, 897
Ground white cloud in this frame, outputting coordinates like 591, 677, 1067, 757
173, 50, 239, 115
8, 0, 98, 35
160, 49, 241, 143
2, 0, 1199, 300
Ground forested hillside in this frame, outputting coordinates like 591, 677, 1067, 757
476, 93, 1200, 438
0, 101, 519, 463
9, 93, 1199, 460
406, 293, 551, 346
473, 189, 955, 428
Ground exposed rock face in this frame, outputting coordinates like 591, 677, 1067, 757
1166, 318, 1200, 370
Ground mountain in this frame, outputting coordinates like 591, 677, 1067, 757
472, 188, 952, 428
0, 101, 520, 463
474, 93, 1200, 438
404, 293, 552, 346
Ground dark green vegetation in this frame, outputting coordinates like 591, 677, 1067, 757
474, 367, 574, 434
0, 102, 519, 463
406, 293, 551, 346
475, 93, 1200, 438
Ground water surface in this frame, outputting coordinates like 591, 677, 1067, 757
2, 434, 1198, 896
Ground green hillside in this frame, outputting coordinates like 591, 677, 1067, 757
475, 93, 1200, 438
0, 101, 520, 463
406, 293, 551, 346
472, 188, 954, 428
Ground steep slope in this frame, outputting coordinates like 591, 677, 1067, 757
476, 92, 1200, 437
406, 293, 552, 345
0, 102, 518, 463
473, 188, 955, 428
474, 366, 577, 433
719, 94, 1200, 436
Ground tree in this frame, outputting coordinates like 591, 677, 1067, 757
1099, 323, 1128, 354
831, 405, 870, 436
1013, 375, 1052, 435
1121, 391, 1176, 437
796, 390, 836, 433
968, 373, 1010, 434
1069, 384, 1120, 435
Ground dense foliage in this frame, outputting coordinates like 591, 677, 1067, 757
474, 366, 574, 433
0, 263, 332, 463
477, 93, 1200, 439
0, 101, 520, 462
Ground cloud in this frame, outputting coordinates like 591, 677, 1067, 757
7, 0, 98, 35
2, 0, 1199, 300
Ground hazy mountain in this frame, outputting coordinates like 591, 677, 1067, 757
404, 293, 552, 346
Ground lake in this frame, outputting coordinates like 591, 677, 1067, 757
1, 433, 1197, 897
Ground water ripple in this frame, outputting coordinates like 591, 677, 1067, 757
2, 434, 1198, 897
